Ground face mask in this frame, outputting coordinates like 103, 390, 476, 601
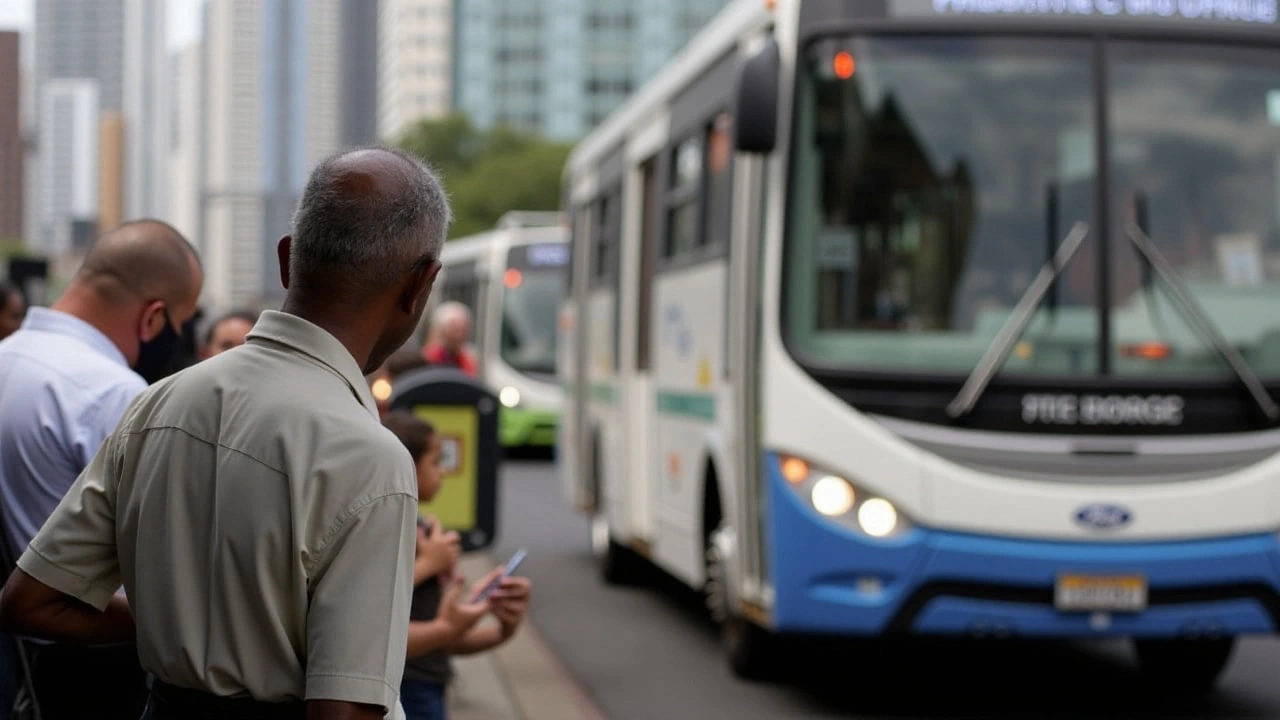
134, 308, 182, 384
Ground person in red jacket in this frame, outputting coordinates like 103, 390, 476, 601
421, 301, 477, 377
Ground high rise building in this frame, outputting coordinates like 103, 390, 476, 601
30, 0, 125, 254
202, 0, 346, 311
377, 0, 453, 141
342, 0, 380, 148
167, 42, 203, 253
34, 0, 125, 112
451, 0, 732, 141
123, 0, 170, 219
98, 111, 126, 235
38, 80, 100, 256
0, 32, 24, 241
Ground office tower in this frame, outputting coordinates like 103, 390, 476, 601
38, 80, 100, 255
123, 0, 170, 219
452, 0, 732, 141
202, 0, 344, 310
30, 0, 125, 254
167, 42, 203, 253
342, 0, 380, 147
0, 32, 23, 241
378, 0, 453, 141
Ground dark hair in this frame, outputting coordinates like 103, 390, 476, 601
204, 309, 259, 346
382, 410, 437, 463
386, 347, 430, 380
0, 281, 22, 308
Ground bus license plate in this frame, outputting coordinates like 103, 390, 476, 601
1055, 574, 1147, 612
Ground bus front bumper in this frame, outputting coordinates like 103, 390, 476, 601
766, 454, 1280, 638
500, 407, 559, 447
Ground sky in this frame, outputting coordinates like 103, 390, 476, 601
0, 0, 204, 53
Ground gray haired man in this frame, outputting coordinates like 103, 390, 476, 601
0, 147, 452, 720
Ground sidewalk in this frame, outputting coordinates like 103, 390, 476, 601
447, 553, 606, 720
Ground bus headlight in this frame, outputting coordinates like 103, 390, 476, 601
499, 386, 521, 408
777, 454, 912, 539
811, 476, 855, 517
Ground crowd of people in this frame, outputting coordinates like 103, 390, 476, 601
0, 146, 529, 720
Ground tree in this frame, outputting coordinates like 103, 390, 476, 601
396, 114, 573, 238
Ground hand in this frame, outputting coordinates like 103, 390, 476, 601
417, 518, 462, 578
489, 575, 531, 640
438, 570, 499, 640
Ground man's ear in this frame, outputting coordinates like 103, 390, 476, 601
139, 300, 167, 342
277, 236, 293, 290
401, 260, 442, 314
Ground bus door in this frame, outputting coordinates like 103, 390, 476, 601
626, 157, 662, 543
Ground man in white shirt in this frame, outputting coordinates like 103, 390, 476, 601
0, 220, 202, 720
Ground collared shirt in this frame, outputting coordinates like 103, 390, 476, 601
16, 310, 419, 717
0, 307, 146, 560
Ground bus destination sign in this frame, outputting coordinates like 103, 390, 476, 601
893, 0, 1278, 25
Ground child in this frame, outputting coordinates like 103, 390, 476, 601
382, 410, 532, 720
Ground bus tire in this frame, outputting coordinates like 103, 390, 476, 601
590, 512, 642, 585
706, 527, 776, 681
1132, 637, 1235, 692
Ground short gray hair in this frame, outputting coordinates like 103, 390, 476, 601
290, 146, 451, 296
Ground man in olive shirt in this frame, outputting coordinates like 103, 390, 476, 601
0, 146, 451, 720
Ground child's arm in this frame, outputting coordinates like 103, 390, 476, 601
405, 571, 500, 660
448, 576, 532, 656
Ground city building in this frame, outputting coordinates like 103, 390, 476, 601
0, 32, 24, 241
30, 0, 125, 254
451, 0, 732, 141
123, 0, 170, 219
166, 42, 203, 253
342, 0, 380, 148
377, 0, 453, 141
37, 79, 100, 256
202, 0, 346, 310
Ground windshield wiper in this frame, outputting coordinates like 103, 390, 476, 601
947, 222, 1090, 420
1123, 223, 1280, 422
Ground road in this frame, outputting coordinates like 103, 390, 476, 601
488, 460, 1280, 720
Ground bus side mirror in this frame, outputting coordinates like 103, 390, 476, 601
734, 37, 780, 154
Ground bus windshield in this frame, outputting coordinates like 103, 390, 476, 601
785, 34, 1280, 381
500, 242, 568, 376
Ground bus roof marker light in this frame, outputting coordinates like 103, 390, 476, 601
811, 476, 855, 517
504, 268, 523, 289
832, 51, 855, 80
780, 456, 810, 484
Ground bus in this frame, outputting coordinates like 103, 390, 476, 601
433, 212, 569, 450
557, 0, 1280, 688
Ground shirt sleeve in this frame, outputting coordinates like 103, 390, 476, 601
15, 427, 125, 611
304, 491, 418, 710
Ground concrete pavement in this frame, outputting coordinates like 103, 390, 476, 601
447, 552, 606, 720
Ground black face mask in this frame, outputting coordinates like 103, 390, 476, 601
134, 308, 181, 384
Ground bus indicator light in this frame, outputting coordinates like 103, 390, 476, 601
780, 456, 810, 484
504, 268, 524, 289
832, 51, 855, 80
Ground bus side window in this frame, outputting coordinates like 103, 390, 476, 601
704, 111, 734, 255
665, 135, 703, 259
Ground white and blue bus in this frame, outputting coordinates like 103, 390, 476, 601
557, 0, 1280, 688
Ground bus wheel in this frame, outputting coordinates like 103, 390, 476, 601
591, 513, 642, 586
1132, 637, 1235, 692
706, 527, 775, 681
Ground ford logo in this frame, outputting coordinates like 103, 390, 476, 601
1074, 503, 1133, 530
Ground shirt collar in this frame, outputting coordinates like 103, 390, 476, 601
245, 310, 380, 419
21, 307, 131, 369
